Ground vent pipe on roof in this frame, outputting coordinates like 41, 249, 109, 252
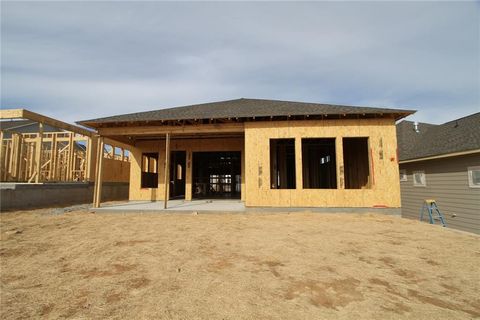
413, 121, 419, 133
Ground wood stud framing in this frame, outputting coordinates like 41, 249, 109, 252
34, 123, 44, 183
0, 109, 130, 189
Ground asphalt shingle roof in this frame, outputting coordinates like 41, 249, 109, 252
78, 98, 414, 127
396, 112, 480, 161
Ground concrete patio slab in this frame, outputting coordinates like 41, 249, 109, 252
95, 200, 246, 213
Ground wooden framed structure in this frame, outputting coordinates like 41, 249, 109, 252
79, 98, 415, 209
0, 109, 131, 188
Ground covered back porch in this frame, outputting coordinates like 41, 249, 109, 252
92, 123, 245, 208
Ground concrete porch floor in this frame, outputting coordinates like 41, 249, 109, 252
95, 200, 246, 213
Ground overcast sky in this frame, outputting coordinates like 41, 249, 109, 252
1, 1, 479, 124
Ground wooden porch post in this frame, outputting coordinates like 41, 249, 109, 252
93, 136, 104, 208
92, 139, 99, 206
163, 133, 171, 209
35, 123, 44, 183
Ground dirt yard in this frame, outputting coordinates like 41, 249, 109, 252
1, 209, 479, 319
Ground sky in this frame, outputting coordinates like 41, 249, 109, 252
1, 1, 479, 125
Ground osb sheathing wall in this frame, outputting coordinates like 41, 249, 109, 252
244, 118, 401, 208
102, 158, 130, 183
128, 138, 245, 201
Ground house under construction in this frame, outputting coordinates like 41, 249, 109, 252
78, 98, 415, 209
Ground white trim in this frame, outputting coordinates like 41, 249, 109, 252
399, 149, 480, 164
413, 170, 426, 187
468, 166, 480, 188
399, 169, 407, 181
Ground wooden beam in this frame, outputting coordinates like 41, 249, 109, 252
10, 141, 15, 180
72, 149, 77, 180
0, 109, 23, 119
92, 141, 99, 206
87, 136, 98, 182
50, 134, 58, 181
93, 137, 104, 208
104, 137, 133, 151
67, 133, 74, 181
12, 134, 22, 179
163, 133, 171, 209
28, 171, 37, 183
85, 137, 92, 181
21, 136, 88, 143
35, 123, 44, 183
98, 123, 244, 136
28, 143, 34, 180
19, 138, 26, 181
0, 109, 93, 137
7, 138, 14, 180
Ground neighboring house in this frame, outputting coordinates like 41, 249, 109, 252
79, 98, 414, 209
396, 113, 480, 234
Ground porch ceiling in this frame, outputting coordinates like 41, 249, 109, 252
98, 122, 245, 146
103, 130, 244, 146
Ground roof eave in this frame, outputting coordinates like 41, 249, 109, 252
78, 111, 416, 128
399, 148, 480, 164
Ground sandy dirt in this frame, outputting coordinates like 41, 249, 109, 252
1, 209, 479, 319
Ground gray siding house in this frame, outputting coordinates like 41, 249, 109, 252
397, 113, 480, 234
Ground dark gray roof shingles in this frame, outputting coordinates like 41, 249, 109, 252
396, 112, 480, 161
78, 98, 414, 126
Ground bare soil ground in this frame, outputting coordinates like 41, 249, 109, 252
1, 209, 479, 320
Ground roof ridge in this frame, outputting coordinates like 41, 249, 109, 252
439, 111, 480, 126
241, 97, 413, 112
